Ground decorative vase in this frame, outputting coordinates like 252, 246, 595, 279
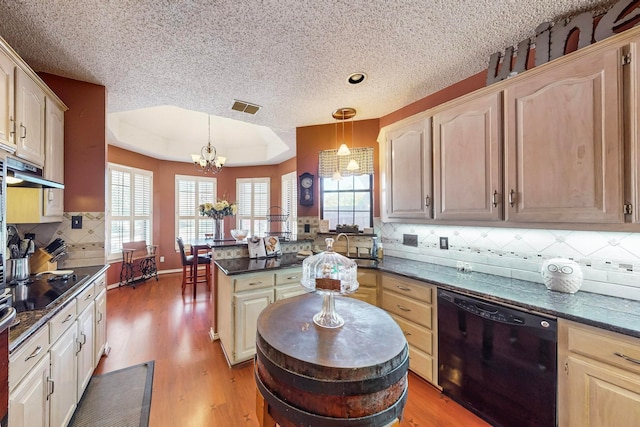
214, 218, 225, 241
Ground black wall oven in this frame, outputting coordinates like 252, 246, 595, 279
438, 289, 557, 427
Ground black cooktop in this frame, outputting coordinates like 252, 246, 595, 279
10, 273, 90, 313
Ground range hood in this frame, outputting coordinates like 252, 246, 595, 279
6, 157, 64, 189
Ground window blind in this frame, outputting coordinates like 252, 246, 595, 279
175, 175, 217, 243
281, 172, 297, 239
107, 164, 153, 257
236, 178, 270, 237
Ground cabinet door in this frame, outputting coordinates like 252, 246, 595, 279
275, 283, 307, 301
233, 289, 273, 362
504, 46, 623, 223
8, 354, 50, 427
15, 69, 45, 166
43, 98, 64, 217
94, 289, 107, 365
433, 91, 502, 220
76, 302, 95, 398
383, 118, 432, 220
49, 326, 77, 427
564, 354, 640, 427
0, 49, 15, 151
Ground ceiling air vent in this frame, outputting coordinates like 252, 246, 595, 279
231, 100, 261, 115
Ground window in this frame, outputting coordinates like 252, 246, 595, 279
236, 178, 270, 237
320, 174, 373, 230
175, 175, 217, 244
281, 172, 298, 240
107, 163, 153, 259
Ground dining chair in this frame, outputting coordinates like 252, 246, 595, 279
176, 237, 211, 298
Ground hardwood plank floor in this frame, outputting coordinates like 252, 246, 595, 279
95, 273, 490, 427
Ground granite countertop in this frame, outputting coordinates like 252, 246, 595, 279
9, 264, 109, 352
215, 253, 305, 275
217, 254, 640, 339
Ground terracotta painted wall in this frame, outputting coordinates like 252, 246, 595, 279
295, 118, 380, 217
107, 145, 296, 274
39, 73, 107, 212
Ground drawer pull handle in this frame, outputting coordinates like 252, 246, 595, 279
509, 189, 516, 207
249, 281, 263, 286
396, 285, 411, 291
404, 331, 412, 336
62, 314, 73, 323
614, 352, 640, 365
25, 345, 42, 362
286, 276, 298, 280
397, 305, 411, 312
47, 378, 54, 399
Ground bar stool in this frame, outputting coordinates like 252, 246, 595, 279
176, 237, 211, 298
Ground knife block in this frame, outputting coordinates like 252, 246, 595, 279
30, 249, 57, 274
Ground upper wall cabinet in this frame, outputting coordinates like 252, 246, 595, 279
0, 49, 16, 152
503, 44, 624, 223
43, 97, 64, 218
15, 69, 45, 167
433, 90, 503, 221
381, 118, 432, 221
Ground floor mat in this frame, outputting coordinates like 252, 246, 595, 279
69, 360, 154, 427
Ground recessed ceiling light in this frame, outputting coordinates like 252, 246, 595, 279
347, 72, 367, 85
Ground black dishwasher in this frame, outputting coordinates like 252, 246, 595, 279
437, 289, 557, 427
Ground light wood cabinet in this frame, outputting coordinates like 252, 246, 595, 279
558, 319, 640, 427
433, 90, 503, 221
381, 273, 436, 384
14, 68, 45, 166
43, 97, 64, 218
48, 326, 77, 427
0, 49, 16, 152
218, 267, 309, 365
504, 44, 624, 223
348, 269, 378, 306
8, 354, 50, 427
233, 289, 273, 362
94, 289, 107, 363
9, 271, 107, 427
76, 301, 95, 399
381, 117, 433, 221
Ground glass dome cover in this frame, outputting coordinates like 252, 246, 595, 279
301, 238, 359, 328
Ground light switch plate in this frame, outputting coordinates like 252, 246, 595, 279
72, 216, 83, 229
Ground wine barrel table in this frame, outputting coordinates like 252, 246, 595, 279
255, 293, 409, 427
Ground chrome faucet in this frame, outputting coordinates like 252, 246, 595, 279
335, 233, 350, 257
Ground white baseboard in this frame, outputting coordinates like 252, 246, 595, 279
208, 327, 219, 342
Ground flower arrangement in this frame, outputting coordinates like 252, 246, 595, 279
199, 199, 238, 219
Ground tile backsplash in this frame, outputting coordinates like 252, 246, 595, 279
15, 212, 106, 268
377, 220, 640, 301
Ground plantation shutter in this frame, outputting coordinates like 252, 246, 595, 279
175, 175, 217, 243
236, 178, 270, 236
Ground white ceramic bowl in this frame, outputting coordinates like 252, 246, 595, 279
230, 229, 248, 242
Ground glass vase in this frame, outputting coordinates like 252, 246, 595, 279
214, 218, 225, 241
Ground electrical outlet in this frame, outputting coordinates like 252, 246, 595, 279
403, 234, 418, 247
304, 224, 310, 233
160, 256, 165, 263
439, 236, 449, 250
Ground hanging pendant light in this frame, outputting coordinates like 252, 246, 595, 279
346, 117, 359, 171
191, 115, 226, 174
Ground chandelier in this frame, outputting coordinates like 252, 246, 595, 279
332, 107, 359, 180
191, 115, 226, 174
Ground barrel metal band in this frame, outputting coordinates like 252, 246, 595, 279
255, 343, 409, 396
255, 363, 408, 427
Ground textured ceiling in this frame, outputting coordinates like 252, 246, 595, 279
0, 0, 615, 166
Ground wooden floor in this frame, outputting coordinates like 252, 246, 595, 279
95, 273, 490, 427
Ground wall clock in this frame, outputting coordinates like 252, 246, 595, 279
299, 172, 314, 206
